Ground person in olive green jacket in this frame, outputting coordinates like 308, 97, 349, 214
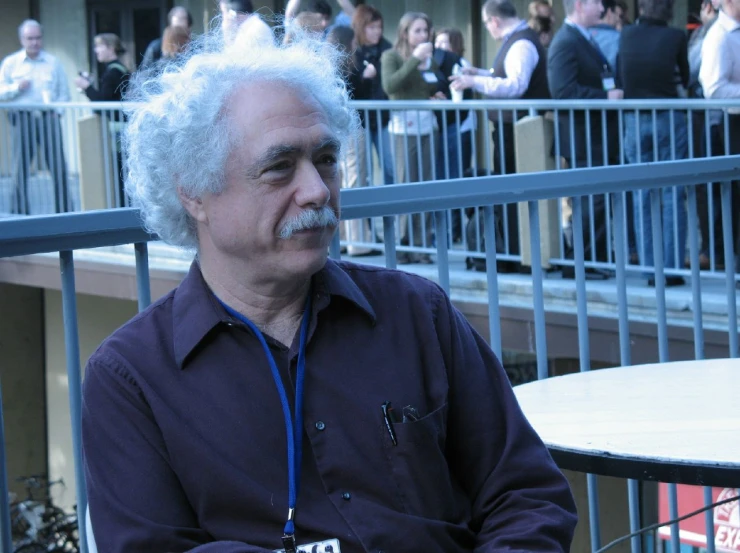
381, 11, 445, 264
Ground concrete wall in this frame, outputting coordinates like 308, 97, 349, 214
44, 289, 138, 510
39, 0, 89, 102
0, 283, 47, 498
0, 0, 32, 60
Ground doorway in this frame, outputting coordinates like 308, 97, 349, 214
86, 0, 167, 75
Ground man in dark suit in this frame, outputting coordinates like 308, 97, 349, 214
548, 0, 623, 279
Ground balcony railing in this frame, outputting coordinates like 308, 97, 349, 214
2, 98, 740, 279
0, 100, 739, 553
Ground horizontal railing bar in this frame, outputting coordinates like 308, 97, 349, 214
0, 209, 155, 258
1, 99, 740, 111
1, 157, 738, 258
340, 156, 740, 219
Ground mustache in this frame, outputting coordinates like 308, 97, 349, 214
278, 206, 339, 239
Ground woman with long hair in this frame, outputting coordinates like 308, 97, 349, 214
74, 33, 130, 206
351, 5, 394, 185
381, 11, 444, 264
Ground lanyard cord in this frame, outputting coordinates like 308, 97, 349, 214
218, 292, 313, 540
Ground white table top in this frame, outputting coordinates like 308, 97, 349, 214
513, 359, 740, 485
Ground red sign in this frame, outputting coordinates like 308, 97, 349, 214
658, 485, 740, 551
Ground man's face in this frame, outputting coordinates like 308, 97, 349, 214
186, 81, 340, 280
482, 10, 501, 40
20, 25, 43, 58
171, 11, 191, 30
579, 0, 605, 27
723, 0, 740, 21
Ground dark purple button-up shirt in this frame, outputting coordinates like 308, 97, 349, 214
82, 260, 577, 553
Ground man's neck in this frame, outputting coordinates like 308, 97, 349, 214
566, 15, 588, 28
499, 18, 524, 38
199, 252, 312, 345
25, 50, 40, 60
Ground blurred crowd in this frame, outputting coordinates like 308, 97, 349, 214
1, 0, 739, 279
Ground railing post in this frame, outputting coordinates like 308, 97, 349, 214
59, 250, 89, 553
0, 381, 13, 553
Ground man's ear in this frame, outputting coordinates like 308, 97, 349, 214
177, 187, 208, 224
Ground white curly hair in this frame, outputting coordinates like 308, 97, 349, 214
123, 19, 359, 250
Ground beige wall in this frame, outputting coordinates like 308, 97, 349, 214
44, 289, 138, 510
39, 0, 89, 102
0, 0, 32, 60
0, 283, 47, 498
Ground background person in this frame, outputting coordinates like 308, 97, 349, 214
381, 11, 444, 264
618, 0, 690, 286
0, 19, 70, 215
548, 0, 623, 279
74, 33, 130, 207
140, 6, 192, 70
82, 23, 578, 551
351, 4, 394, 185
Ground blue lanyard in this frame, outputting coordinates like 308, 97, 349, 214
218, 292, 312, 548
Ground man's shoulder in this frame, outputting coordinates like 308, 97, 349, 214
330, 260, 446, 311
87, 289, 178, 372
549, 25, 578, 52
0, 49, 24, 66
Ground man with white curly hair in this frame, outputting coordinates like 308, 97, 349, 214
81, 22, 577, 553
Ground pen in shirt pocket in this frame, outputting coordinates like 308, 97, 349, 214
381, 401, 398, 446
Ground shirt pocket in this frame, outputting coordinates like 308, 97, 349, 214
381, 402, 456, 519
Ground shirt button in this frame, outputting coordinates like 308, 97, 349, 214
315, 421, 326, 431
341, 492, 351, 501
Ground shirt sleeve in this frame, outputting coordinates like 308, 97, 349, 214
85, 68, 126, 102
700, 27, 740, 99
380, 50, 423, 96
0, 57, 21, 102
82, 353, 273, 553
471, 39, 539, 99
433, 288, 578, 552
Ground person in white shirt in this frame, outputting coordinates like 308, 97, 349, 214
0, 19, 70, 214
449, 0, 550, 270
699, 0, 740, 273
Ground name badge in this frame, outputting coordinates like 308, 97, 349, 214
422, 71, 438, 84
601, 71, 615, 92
274, 538, 341, 553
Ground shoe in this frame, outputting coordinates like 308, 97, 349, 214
561, 266, 611, 280
396, 252, 412, 265
418, 254, 434, 264
647, 276, 685, 287
347, 248, 383, 257
497, 260, 521, 274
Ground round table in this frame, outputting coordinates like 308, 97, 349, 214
513, 359, 740, 487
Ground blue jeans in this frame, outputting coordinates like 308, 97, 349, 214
369, 126, 394, 185
624, 111, 688, 274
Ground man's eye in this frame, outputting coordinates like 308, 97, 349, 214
318, 154, 338, 165
265, 161, 292, 173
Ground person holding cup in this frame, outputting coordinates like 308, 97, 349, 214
0, 19, 70, 214
381, 11, 445, 264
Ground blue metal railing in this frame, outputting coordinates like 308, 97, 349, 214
1, 143, 739, 552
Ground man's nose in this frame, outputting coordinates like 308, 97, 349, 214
294, 161, 331, 208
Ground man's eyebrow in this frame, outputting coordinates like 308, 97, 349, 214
244, 136, 341, 178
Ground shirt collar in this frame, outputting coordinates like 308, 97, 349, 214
172, 258, 376, 368
717, 10, 740, 33
20, 49, 48, 62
